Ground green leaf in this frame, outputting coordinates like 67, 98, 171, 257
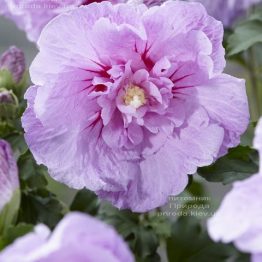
144, 215, 172, 239
227, 10, 262, 55
7, 134, 28, 159
18, 152, 47, 189
99, 204, 139, 238
70, 189, 100, 216
134, 227, 159, 260
227, 22, 262, 56
198, 146, 258, 184
17, 152, 65, 229
137, 253, 161, 262
185, 179, 206, 197
18, 188, 64, 229
99, 204, 161, 260
166, 217, 250, 262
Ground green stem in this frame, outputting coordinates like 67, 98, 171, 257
247, 48, 260, 120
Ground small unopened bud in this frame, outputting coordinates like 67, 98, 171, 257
0, 46, 25, 83
0, 89, 16, 104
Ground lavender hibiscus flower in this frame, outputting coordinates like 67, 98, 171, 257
0, 140, 19, 213
0, 0, 127, 42
0, 212, 134, 262
208, 119, 262, 262
22, 1, 249, 212
191, 0, 261, 27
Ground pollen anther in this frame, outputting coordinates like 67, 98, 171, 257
124, 85, 146, 109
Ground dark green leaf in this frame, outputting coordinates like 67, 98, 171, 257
18, 188, 64, 229
144, 215, 172, 239
99, 203, 139, 238
134, 227, 159, 260
198, 146, 258, 184
99, 204, 161, 260
70, 189, 100, 216
138, 253, 161, 262
17, 152, 64, 229
18, 152, 47, 189
7, 134, 28, 159
185, 179, 206, 197
166, 217, 250, 262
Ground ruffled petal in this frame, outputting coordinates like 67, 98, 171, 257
193, 74, 249, 156
208, 174, 262, 254
0, 213, 134, 262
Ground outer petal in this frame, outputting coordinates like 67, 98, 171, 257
0, 213, 134, 262
0, 225, 50, 262
236, 227, 262, 254
22, 86, 138, 192
22, 86, 112, 191
143, 1, 225, 74
30, 2, 146, 87
99, 108, 224, 212
253, 253, 262, 262
192, 74, 249, 156
207, 174, 262, 254
39, 213, 133, 262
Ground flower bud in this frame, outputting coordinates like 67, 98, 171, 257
0, 88, 16, 104
0, 88, 18, 119
0, 46, 25, 84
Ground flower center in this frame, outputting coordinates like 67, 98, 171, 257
124, 85, 146, 109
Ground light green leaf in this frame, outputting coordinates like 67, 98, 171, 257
227, 11, 262, 55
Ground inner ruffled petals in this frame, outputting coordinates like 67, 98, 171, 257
82, 35, 212, 150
